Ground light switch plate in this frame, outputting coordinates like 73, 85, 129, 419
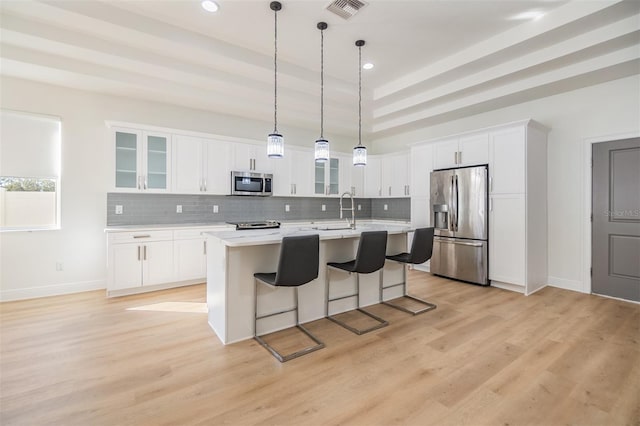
285, 204, 290, 212
176, 205, 183, 213
115, 205, 123, 215
213, 205, 219, 213
384, 204, 388, 211
358, 204, 362, 211
321, 204, 326, 211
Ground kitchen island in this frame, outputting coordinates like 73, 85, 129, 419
205, 224, 411, 344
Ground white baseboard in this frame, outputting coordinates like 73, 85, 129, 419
0, 280, 106, 302
411, 264, 430, 273
547, 276, 586, 293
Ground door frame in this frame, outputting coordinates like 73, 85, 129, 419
582, 131, 640, 295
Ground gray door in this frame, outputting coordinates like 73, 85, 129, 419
592, 138, 640, 301
454, 166, 488, 240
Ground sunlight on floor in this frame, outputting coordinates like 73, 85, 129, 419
126, 302, 208, 313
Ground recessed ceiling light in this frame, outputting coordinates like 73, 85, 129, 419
510, 10, 545, 21
363, 63, 374, 70
201, 0, 219, 13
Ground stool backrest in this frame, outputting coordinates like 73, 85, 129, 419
353, 231, 388, 274
409, 227, 434, 264
275, 234, 320, 286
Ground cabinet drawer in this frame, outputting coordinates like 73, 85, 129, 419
109, 230, 174, 243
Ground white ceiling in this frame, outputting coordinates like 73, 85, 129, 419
1, 0, 639, 143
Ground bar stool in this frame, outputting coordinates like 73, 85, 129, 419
326, 231, 389, 335
382, 227, 437, 315
254, 234, 324, 362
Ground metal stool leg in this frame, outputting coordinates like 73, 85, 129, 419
254, 280, 325, 362
326, 267, 388, 335
381, 263, 437, 315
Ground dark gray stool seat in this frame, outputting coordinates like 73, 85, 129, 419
326, 231, 389, 335
254, 234, 324, 362
382, 227, 437, 315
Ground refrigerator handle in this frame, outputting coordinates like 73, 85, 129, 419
450, 176, 456, 232
454, 174, 459, 231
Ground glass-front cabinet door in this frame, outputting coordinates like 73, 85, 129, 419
115, 130, 140, 189
145, 133, 169, 190
113, 128, 171, 192
314, 157, 340, 196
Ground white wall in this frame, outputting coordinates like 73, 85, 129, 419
373, 75, 640, 293
0, 76, 355, 301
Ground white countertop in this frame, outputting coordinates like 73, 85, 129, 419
205, 224, 412, 247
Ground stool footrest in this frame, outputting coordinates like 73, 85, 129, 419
327, 308, 389, 335
382, 295, 437, 315
255, 324, 325, 363
328, 293, 357, 303
381, 282, 404, 290
256, 307, 296, 321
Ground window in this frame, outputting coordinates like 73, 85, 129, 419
0, 110, 61, 231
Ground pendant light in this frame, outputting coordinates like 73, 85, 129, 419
314, 22, 329, 162
353, 39, 367, 166
267, 1, 284, 159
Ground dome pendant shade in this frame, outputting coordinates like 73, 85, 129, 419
315, 139, 330, 162
353, 145, 367, 166
267, 133, 284, 158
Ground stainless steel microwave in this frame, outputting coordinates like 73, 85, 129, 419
230, 171, 273, 196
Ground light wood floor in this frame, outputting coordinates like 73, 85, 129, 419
1, 271, 638, 426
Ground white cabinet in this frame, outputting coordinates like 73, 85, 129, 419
273, 148, 314, 196
381, 152, 410, 197
107, 230, 174, 292
337, 153, 353, 196
351, 165, 364, 197
363, 156, 382, 197
113, 128, 171, 192
172, 135, 231, 194
174, 229, 207, 282
489, 127, 525, 194
232, 143, 272, 172
487, 120, 549, 295
433, 133, 488, 169
410, 144, 433, 198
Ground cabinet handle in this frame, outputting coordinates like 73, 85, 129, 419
137, 246, 141, 261
294, 184, 297, 195
137, 176, 142, 190
133, 235, 151, 239
199, 180, 203, 192
203, 179, 207, 192
143, 245, 147, 260
378, 188, 381, 196
458, 151, 462, 164
203, 240, 207, 255
489, 198, 493, 212
454, 152, 458, 165
351, 186, 355, 195
489, 176, 493, 192
143, 175, 148, 190
389, 186, 392, 196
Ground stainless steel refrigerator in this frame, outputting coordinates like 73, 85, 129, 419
430, 165, 489, 285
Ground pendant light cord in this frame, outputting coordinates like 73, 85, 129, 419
358, 44, 362, 147
320, 28, 324, 139
273, 7, 278, 133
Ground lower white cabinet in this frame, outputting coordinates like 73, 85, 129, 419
108, 231, 174, 292
107, 225, 232, 296
174, 230, 207, 281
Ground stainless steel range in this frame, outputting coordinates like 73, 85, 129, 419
227, 220, 281, 230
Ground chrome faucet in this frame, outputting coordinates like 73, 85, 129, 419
339, 191, 356, 229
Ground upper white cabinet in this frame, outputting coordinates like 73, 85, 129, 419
113, 128, 171, 192
433, 133, 488, 169
489, 127, 526, 194
273, 148, 314, 196
410, 144, 433, 198
232, 143, 272, 172
363, 156, 382, 198
172, 135, 231, 194
351, 165, 364, 197
381, 152, 410, 197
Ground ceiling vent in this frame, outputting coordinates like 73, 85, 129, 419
326, 0, 367, 20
